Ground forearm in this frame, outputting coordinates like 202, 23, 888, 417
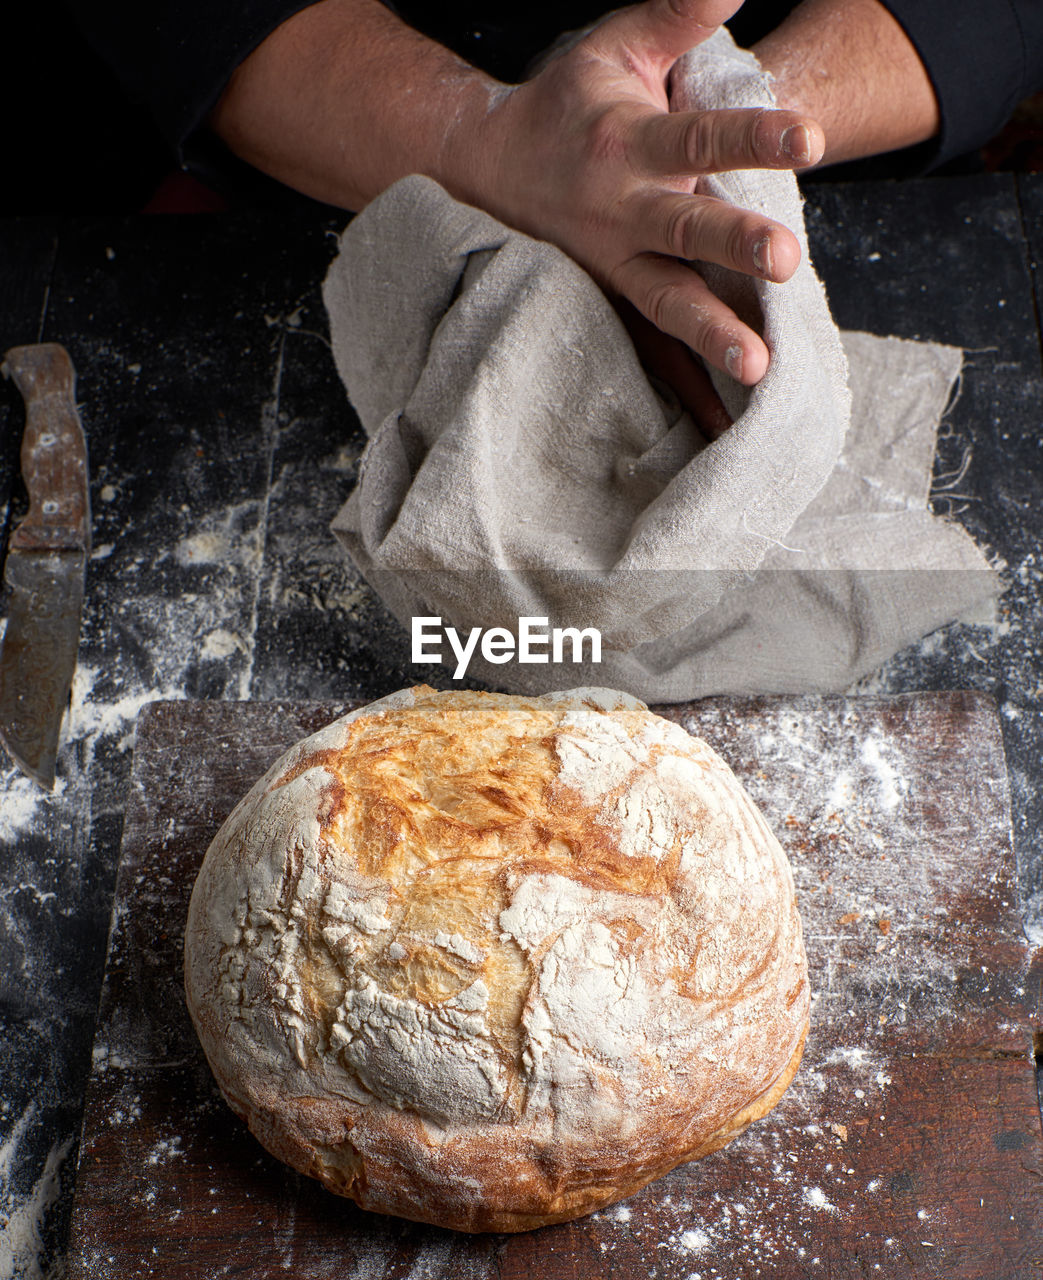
753, 0, 940, 166
210, 0, 500, 210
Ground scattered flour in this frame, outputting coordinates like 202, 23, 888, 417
819, 1047, 872, 1071
859, 735, 907, 811
199, 628, 246, 661
826, 770, 854, 810
146, 1136, 184, 1167
0, 1107, 34, 1185
340, 1233, 494, 1280
345, 1245, 398, 1280
802, 1185, 838, 1213
174, 502, 263, 574
66, 664, 185, 749
9, 662, 190, 784
1024, 899, 1043, 948
0, 1121, 73, 1280
0, 775, 63, 844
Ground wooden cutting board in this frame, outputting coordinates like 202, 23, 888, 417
67, 692, 1042, 1279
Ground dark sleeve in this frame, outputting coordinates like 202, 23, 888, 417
65, 0, 616, 158
879, 0, 1043, 170
64, 0, 322, 156
66, 0, 1043, 174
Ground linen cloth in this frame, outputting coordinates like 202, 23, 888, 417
322, 29, 999, 700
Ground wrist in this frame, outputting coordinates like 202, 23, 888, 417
434, 78, 518, 216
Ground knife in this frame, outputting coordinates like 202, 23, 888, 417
0, 344, 90, 791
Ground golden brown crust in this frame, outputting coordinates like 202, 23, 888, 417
185, 686, 810, 1232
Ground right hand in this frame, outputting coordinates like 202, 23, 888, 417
444, 0, 824, 389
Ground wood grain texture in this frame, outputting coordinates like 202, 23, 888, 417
67, 692, 1043, 1279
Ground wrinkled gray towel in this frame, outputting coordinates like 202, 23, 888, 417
321, 30, 999, 700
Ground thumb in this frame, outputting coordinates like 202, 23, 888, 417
594, 0, 743, 69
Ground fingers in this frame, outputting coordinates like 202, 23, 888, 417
637, 190, 802, 282
636, 107, 825, 174
621, 300, 732, 437
612, 253, 770, 385
596, 0, 743, 69
668, 353, 733, 439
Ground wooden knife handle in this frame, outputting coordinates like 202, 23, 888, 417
2, 343, 90, 553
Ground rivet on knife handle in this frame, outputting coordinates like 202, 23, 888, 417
3, 344, 90, 553
0, 343, 90, 791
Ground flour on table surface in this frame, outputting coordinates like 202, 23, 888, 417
858, 734, 908, 811
0, 454, 301, 1275
146, 1135, 184, 1167
0, 775, 63, 845
172, 501, 264, 575
850, 546, 1042, 944
691, 696, 1016, 1037
0, 1129, 73, 1280
1, 287, 1030, 1276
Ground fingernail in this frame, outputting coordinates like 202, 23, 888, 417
753, 235, 773, 277
725, 344, 743, 381
782, 124, 812, 164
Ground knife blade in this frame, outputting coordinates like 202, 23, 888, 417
0, 344, 90, 791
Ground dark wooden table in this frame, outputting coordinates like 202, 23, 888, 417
1, 173, 1042, 1276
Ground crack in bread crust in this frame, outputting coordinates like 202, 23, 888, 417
185, 686, 810, 1232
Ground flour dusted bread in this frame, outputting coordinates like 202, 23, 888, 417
184, 686, 809, 1231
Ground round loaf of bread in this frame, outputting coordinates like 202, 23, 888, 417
184, 686, 809, 1232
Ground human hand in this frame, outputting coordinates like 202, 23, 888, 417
620, 305, 732, 438
444, 0, 824, 388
